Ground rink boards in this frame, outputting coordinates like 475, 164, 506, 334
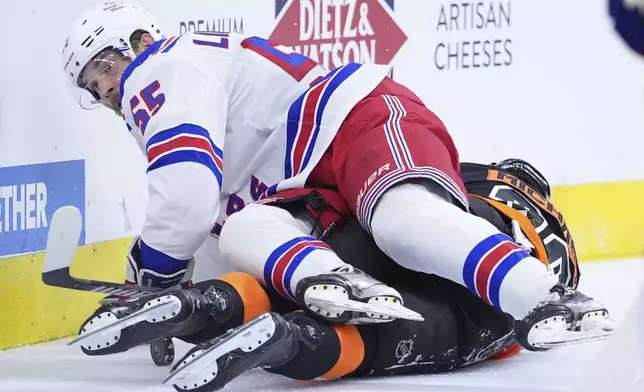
0, 239, 131, 349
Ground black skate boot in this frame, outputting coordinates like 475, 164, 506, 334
73, 286, 232, 356
515, 283, 615, 351
164, 312, 303, 392
295, 264, 423, 324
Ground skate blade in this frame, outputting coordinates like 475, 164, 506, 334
530, 318, 616, 349
535, 329, 613, 349
163, 312, 276, 387
307, 292, 424, 322
68, 295, 182, 347
98, 296, 138, 306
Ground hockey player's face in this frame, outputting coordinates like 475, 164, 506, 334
78, 49, 131, 115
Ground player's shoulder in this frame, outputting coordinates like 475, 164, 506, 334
183, 31, 249, 43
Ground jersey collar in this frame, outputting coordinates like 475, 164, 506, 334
119, 39, 166, 105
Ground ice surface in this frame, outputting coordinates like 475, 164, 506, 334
1, 259, 642, 392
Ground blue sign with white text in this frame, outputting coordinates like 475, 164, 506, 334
0, 160, 85, 256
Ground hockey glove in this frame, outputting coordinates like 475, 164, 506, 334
126, 236, 195, 289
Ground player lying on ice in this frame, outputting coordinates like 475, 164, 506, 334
71, 158, 596, 391
61, 3, 614, 387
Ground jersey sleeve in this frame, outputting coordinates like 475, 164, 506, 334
124, 58, 227, 274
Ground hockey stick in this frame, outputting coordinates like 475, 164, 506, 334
42, 206, 176, 367
41, 206, 162, 298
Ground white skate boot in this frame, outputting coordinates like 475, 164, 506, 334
515, 283, 616, 351
294, 264, 423, 324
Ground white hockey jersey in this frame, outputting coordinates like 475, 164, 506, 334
119, 32, 389, 272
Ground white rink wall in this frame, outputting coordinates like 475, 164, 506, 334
0, 0, 642, 246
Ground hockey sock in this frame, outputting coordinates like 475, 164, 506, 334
370, 181, 557, 320
220, 203, 349, 301
218, 272, 272, 323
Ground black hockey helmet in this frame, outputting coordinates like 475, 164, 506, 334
491, 158, 551, 200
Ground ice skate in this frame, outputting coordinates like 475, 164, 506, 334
295, 264, 423, 324
69, 286, 232, 356
515, 283, 616, 351
164, 312, 301, 391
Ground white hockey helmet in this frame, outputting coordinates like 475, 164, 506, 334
62, 1, 165, 109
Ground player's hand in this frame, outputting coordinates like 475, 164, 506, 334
125, 236, 195, 288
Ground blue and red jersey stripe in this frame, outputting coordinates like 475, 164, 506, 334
284, 63, 361, 179
146, 123, 223, 187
